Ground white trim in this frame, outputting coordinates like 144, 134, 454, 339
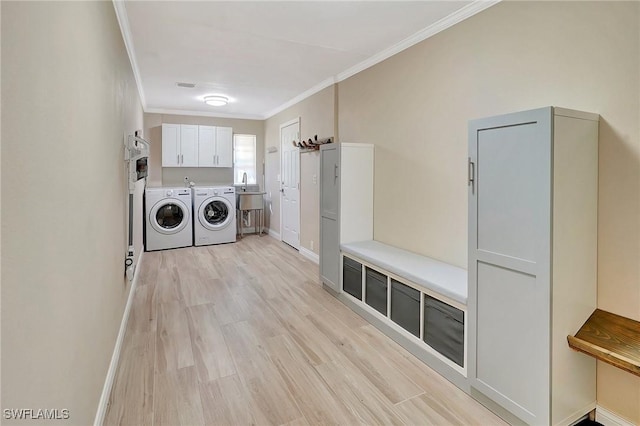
596, 405, 635, 426
263, 1, 500, 120
279, 117, 301, 130
93, 250, 144, 426
264, 77, 336, 119
299, 247, 319, 264
113, 0, 498, 121
336, 1, 500, 83
279, 118, 301, 250
112, 0, 147, 109
561, 401, 597, 426
268, 229, 281, 240
145, 107, 264, 121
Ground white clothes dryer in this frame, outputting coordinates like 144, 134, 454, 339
145, 187, 193, 251
192, 186, 236, 246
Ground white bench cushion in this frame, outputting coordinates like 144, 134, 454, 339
340, 240, 467, 305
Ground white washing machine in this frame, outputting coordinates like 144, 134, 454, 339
192, 186, 236, 246
145, 187, 193, 251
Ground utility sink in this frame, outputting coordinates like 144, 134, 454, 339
237, 191, 265, 210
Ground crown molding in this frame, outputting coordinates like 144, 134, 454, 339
117, 0, 500, 122
263, 0, 499, 120
145, 107, 265, 121
112, 0, 147, 109
263, 77, 336, 120
336, 0, 500, 83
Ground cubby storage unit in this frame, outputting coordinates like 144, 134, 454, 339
468, 107, 599, 425
424, 296, 464, 367
339, 240, 468, 391
365, 267, 387, 315
391, 280, 420, 338
342, 257, 362, 300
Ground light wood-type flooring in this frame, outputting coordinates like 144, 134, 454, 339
104, 235, 506, 426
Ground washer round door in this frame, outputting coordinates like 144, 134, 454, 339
198, 196, 233, 230
149, 198, 190, 235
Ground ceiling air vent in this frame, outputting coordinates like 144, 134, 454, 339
176, 82, 196, 88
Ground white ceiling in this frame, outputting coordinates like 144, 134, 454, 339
117, 1, 496, 120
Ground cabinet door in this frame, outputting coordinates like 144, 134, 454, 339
161, 123, 180, 167
320, 145, 340, 290
215, 126, 233, 167
198, 126, 216, 167
180, 125, 199, 167
320, 216, 340, 291
320, 145, 339, 220
468, 108, 552, 425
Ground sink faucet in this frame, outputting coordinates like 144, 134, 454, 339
242, 172, 248, 191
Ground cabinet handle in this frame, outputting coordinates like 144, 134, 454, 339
334, 164, 338, 181
468, 157, 475, 193
181, 154, 184, 164
177, 154, 179, 164
216, 155, 218, 165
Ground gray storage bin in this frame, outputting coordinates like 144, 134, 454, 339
365, 267, 387, 315
424, 296, 464, 367
391, 279, 420, 337
342, 256, 362, 300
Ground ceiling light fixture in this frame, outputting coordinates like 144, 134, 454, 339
204, 95, 228, 107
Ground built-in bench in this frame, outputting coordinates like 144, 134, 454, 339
337, 240, 469, 390
341, 240, 467, 305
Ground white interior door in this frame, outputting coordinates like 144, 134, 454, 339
280, 120, 300, 249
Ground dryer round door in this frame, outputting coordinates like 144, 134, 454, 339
149, 198, 190, 235
198, 197, 233, 231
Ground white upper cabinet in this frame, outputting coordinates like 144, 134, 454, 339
198, 126, 216, 167
215, 126, 233, 167
161, 123, 180, 167
162, 123, 233, 168
180, 125, 198, 167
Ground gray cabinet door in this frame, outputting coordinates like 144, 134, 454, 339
321, 145, 339, 220
468, 108, 552, 425
320, 145, 340, 290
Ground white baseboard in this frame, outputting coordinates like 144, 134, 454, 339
93, 249, 144, 426
299, 247, 319, 264
597, 405, 635, 426
298, 247, 320, 264
268, 229, 281, 240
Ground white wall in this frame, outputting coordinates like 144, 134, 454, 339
1, 2, 143, 424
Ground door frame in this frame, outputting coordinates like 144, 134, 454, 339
279, 117, 301, 249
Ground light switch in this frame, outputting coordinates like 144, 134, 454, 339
312, 174, 317, 184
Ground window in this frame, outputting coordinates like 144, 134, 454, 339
233, 134, 257, 185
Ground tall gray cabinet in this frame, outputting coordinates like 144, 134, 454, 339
468, 107, 599, 425
320, 143, 374, 292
